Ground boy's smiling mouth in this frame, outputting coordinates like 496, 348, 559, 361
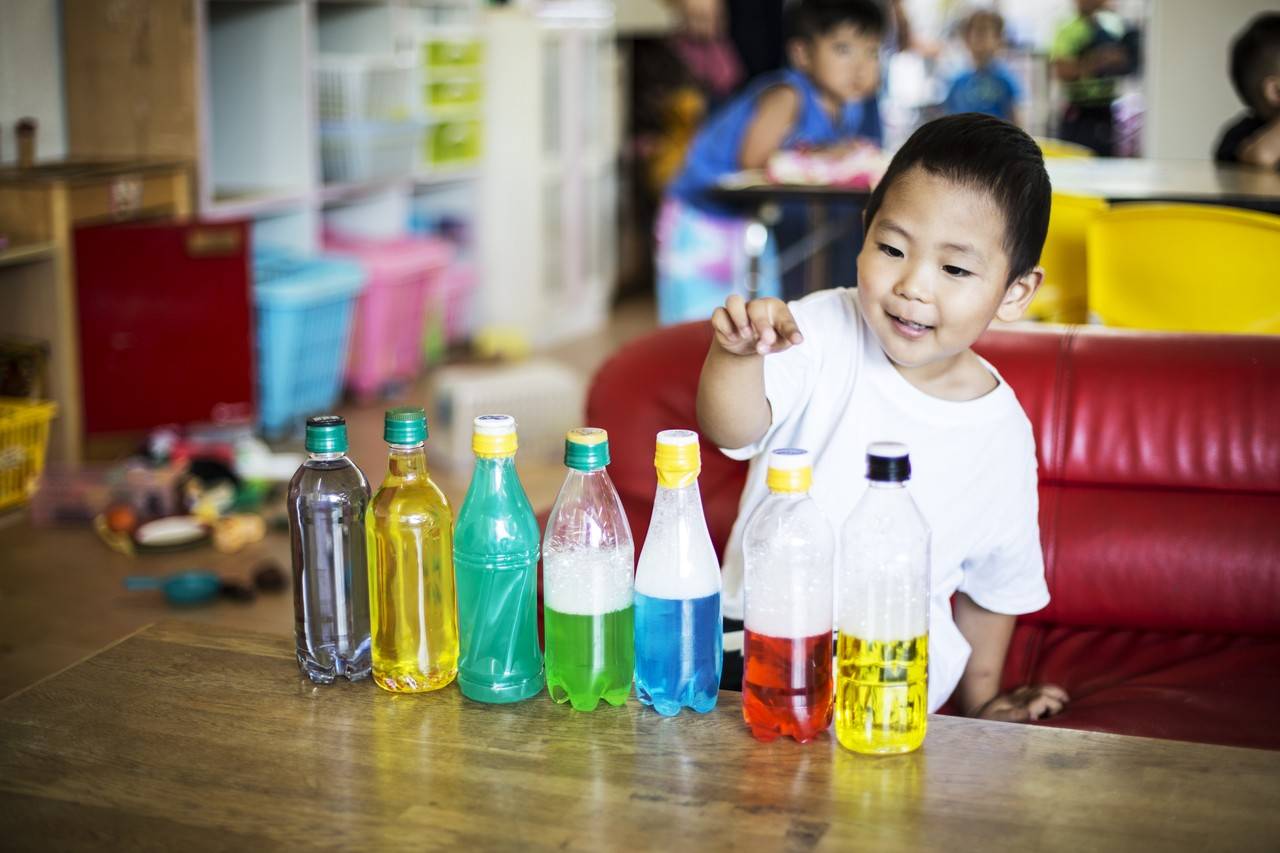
886, 310, 935, 339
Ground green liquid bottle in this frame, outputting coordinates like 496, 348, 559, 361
454, 414, 544, 703
366, 407, 459, 693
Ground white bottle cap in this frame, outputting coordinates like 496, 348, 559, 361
767, 447, 811, 471
867, 441, 908, 459
473, 414, 516, 435
656, 428, 698, 447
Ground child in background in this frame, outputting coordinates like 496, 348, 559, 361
656, 0, 885, 326
1049, 0, 1133, 156
1215, 13, 1280, 171
944, 9, 1022, 127
698, 114, 1068, 721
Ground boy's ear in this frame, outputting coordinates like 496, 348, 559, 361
995, 266, 1043, 323
787, 38, 812, 71
1263, 74, 1280, 109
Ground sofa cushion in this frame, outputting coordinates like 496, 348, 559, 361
999, 623, 1280, 750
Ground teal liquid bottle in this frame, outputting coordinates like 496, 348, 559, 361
454, 414, 544, 702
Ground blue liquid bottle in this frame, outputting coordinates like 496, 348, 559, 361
633, 429, 723, 715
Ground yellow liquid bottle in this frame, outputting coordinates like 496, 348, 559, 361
838, 442, 931, 755
367, 407, 459, 693
835, 633, 928, 754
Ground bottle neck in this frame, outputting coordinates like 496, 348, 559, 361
766, 488, 808, 498
655, 479, 705, 515
869, 480, 906, 489
309, 451, 344, 462
388, 443, 429, 479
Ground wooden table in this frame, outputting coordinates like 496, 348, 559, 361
2, 622, 1277, 850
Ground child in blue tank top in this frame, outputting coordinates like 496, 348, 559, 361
656, 0, 886, 326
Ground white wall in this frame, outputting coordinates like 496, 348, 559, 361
1145, 0, 1275, 160
0, 0, 65, 165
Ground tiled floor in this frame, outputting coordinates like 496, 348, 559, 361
0, 297, 658, 700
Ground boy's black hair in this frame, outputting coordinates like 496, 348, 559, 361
863, 114, 1051, 286
963, 9, 1005, 38
1229, 13, 1280, 110
784, 0, 886, 43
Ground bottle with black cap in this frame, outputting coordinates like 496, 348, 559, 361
288, 414, 372, 683
836, 441, 931, 755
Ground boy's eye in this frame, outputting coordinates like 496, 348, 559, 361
942, 265, 972, 278
878, 243, 903, 258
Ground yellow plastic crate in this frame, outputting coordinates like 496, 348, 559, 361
0, 398, 57, 511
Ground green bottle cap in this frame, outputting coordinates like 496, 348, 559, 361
384, 406, 427, 445
305, 415, 348, 454
564, 427, 610, 471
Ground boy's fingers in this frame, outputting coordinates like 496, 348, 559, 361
710, 307, 737, 341
725, 294, 751, 335
1040, 684, 1070, 704
776, 310, 804, 345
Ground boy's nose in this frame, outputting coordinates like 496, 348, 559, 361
894, 265, 933, 303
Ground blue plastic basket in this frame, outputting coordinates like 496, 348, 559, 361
253, 249, 366, 435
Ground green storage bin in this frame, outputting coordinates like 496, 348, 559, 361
428, 121, 483, 166
426, 78, 483, 111
424, 39, 483, 69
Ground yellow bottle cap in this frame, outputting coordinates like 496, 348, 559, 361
765, 447, 813, 493
654, 429, 701, 489
472, 414, 518, 457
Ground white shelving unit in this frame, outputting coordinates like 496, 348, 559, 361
478, 2, 619, 348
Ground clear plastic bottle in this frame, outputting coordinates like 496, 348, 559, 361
742, 448, 834, 742
366, 406, 459, 693
454, 415, 544, 703
542, 428, 635, 711
836, 442, 931, 755
633, 429, 723, 716
288, 415, 372, 683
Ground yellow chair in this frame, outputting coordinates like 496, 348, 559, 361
1035, 137, 1095, 160
1086, 204, 1280, 334
1027, 193, 1108, 324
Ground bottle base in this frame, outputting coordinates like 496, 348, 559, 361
458, 670, 544, 704
835, 731, 927, 755
297, 650, 372, 684
372, 668, 457, 694
547, 680, 631, 712
636, 681, 718, 716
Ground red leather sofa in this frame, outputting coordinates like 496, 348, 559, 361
584, 321, 1280, 750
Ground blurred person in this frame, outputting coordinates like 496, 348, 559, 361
943, 8, 1022, 126
1049, 0, 1135, 156
1215, 12, 1280, 171
655, 0, 886, 325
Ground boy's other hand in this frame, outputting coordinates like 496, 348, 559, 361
711, 295, 804, 357
974, 684, 1069, 722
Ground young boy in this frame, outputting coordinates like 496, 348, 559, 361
1215, 13, 1280, 171
657, 0, 885, 326
698, 114, 1068, 722
944, 9, 1023, 127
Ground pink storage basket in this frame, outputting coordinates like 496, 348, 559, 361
323, 233, 453, 399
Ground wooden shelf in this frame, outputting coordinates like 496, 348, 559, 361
0, 243, 56, 269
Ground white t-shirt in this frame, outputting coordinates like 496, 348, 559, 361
720, 288, 1049, 712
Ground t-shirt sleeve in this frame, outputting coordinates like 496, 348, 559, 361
718, 294, 826, 461
1050, 19, 1085, 62
956, 430, 1050, 615
1001, 67, 1022, 107
1214, 114, 1267, 164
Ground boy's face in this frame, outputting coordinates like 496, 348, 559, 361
856, 166, 1039, 384
790, 24, 881, 107
964, 19, 1002, 67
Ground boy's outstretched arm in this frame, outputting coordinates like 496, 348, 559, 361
953, 592, 1069, 722
739, 86, 800, 170
697, 296, 803, 450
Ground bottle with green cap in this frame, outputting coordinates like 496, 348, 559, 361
454, 414, 544, 703
366, 406, 459, 692
288, 415, 372, 683
542, 428, 635, 711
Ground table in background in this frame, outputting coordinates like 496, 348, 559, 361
1044, 158, 1280, 212
1, 621, 1277, 850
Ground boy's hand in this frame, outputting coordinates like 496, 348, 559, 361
711, 295, 804, 357
974, 684, 1070, 723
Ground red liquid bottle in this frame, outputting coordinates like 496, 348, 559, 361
741, 449, 835, 743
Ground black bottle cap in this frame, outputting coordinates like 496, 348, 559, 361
867, 441, 910, 482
